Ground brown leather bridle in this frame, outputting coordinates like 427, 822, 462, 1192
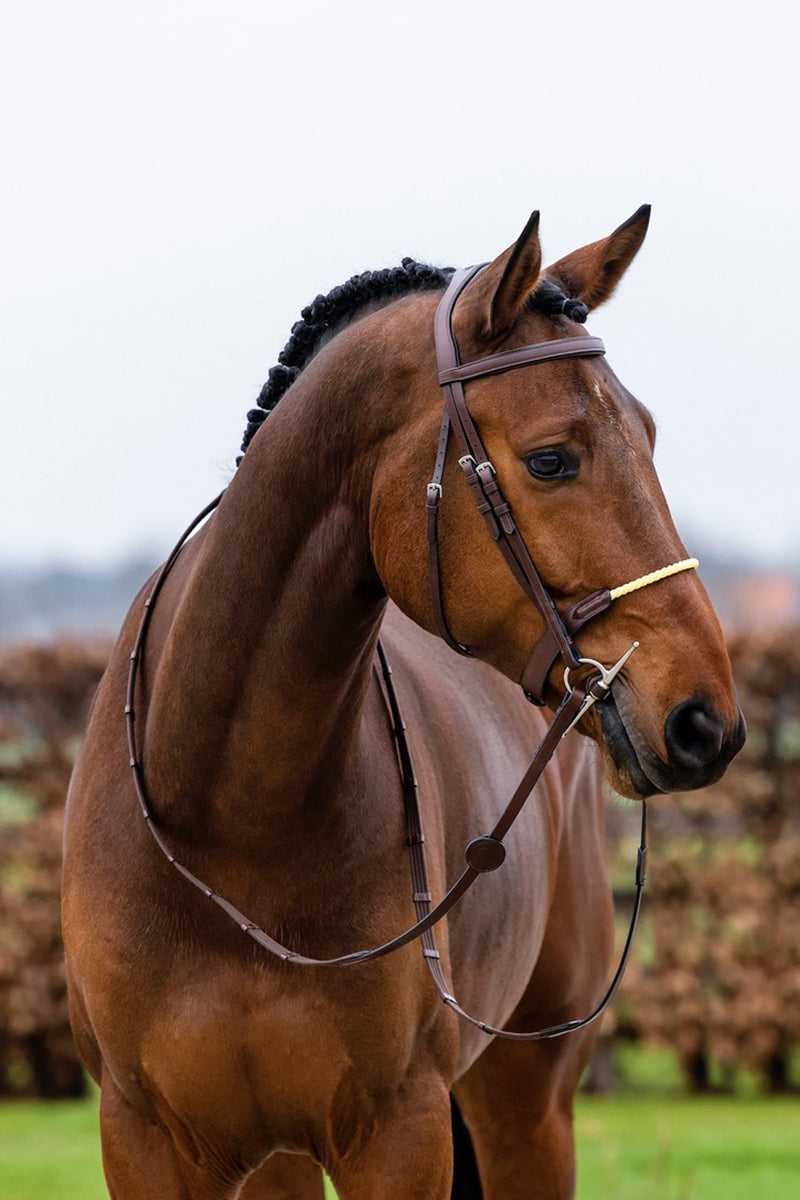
125, 266, 650, 1042
429, 263, 617, 705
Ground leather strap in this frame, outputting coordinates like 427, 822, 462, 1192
427, 802, 648, 1040
426, 408, 471, 656
438, 334, 605, 385
521, 588, 613, 705
131, 580, 648, 1042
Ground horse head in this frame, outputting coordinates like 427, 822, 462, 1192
370, 207, 745, 798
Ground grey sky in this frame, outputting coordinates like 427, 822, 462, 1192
2, 0, 797, 567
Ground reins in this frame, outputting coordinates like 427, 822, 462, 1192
125, 266, 698, 1039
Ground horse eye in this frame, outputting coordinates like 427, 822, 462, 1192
525, 449, 578, 481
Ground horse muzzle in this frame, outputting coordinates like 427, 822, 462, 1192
597, 691, 747, 797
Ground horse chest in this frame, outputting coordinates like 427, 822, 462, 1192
118, 953, 455, 1161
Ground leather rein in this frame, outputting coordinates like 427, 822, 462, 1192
124, 265, 696, 1040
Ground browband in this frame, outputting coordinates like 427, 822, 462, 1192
438, 334, 606, 385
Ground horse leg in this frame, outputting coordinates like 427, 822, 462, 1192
328, 1075, 453, 1200
452, 1031, 595, 1200
99, 1076, 240, 1200
240, 1154, 325, 1199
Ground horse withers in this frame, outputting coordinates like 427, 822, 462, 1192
62, 207, 745, 1199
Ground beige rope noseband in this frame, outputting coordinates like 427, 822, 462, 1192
609, 557, 699, 602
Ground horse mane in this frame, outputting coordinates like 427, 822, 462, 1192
238, 259, 586, 460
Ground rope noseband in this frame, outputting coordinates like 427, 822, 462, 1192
610, 558, 699, 601
125, 266, 699, 1040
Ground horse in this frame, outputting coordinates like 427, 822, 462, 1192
62, 205, 745, 1200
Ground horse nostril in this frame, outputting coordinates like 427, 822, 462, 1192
664, 699, 725, 769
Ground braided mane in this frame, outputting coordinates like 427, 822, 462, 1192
238, 259, 451, 460
238, 260, 586, 460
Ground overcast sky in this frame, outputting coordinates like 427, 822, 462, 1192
2, 1, 797, 569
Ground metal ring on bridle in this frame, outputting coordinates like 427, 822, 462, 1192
563, 641, 641, 700
563, 657, 610, 695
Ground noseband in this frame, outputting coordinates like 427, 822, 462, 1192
125, 267, 699, 1041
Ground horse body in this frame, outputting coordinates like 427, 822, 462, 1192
63, 209, 744, 1198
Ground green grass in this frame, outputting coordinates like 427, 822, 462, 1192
576, 1096, 799, 1199
1, 1093, 797, 1198
0, 1096, 106, 1199
0, 1096, 337, 1200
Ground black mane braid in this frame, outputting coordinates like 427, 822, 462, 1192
237, 259, 451, 460
237, 260, 586, 460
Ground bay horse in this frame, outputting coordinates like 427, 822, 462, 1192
63, 206, 745, 1199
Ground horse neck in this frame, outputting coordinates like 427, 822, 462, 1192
144, 350, 398, 847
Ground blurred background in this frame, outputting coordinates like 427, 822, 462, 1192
1, 1, 798, 1196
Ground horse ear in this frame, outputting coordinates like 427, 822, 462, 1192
460, 211, 543, 343
547, 205, 651, 311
